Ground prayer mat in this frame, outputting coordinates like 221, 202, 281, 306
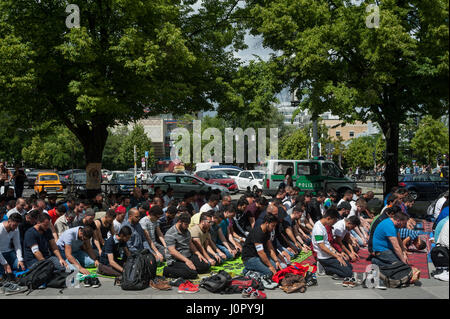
344, 248, 430, 279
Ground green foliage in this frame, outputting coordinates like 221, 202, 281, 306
344, 134, 386, 170
0, 0, 247, 168
21, 125, 85, 169
244, 0, 449, 189
411, 116, 449, 164
117, 124, 155, 169
279, 128, 309, 160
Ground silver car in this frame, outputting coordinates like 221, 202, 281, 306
149, 173, 230, 198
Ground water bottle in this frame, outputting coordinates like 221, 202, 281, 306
65, 268, 80, 288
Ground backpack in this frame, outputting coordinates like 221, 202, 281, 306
19, 259, 55, 293
378, 261, 413, 288
46, 271, 72, 289
430, 244, 449, 268
221, 276, 264, 294
121, 249, 156, 291
199, 270, 232, 293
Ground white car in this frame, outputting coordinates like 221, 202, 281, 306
234, 170, 265, 192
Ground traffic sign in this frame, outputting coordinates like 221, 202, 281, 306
145, 151, 149, 159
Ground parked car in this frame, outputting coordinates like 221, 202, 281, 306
27, 169, 56, 189
398, 174, 449, 200
149, 173, 230, 199
109, 171, 139, 195
34, 172, 63, 195
208, 167, 243, 180
71, 172, 87, 196
234, 170, 265, 192
194, 170, 238, 193
262, 159, 355, 197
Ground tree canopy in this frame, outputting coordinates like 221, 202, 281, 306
243, 0, 449, 193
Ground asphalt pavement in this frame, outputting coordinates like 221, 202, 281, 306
1, 271, 447, 300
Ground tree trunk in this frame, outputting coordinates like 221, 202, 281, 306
74, 123, 108, 199
382, 121, 400, 198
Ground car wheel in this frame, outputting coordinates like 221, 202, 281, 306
252, 185, 259, 193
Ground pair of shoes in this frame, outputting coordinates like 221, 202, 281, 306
170, 277, 186, 287
434, 270, 449, 282
1, 281, 28, 295
342, 277, 356, 288
242, 287, 267, 299
178, 281, 199, 293
261, 275, 278, 290
150, 276, 172, 290
83, 277, 101, 288
304, 271, 318, 286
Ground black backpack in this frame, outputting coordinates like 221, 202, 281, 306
379, 261, 413, 288
430, 244, 449, 268
19, 259, 55, 293
121, 249, 156, 291
200, 270, 232, 293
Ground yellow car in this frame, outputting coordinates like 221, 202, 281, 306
34, 172, 63, 194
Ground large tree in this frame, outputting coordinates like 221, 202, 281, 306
0, 0, 246, 196
411, 116, 449, 165
244, 0, 449, 195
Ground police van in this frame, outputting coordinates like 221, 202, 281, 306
262, 159, 355, 196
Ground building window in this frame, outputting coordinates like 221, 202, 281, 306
336, 131, 341, 137
349, 131, 354, 138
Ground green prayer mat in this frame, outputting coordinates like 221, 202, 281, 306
86, 251, 313, 281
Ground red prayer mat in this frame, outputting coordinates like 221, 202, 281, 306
301, 248, 430, 279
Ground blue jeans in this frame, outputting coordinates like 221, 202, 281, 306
0, 251, 19, 277
319, 257, 353, 278
371, 249, 401, 268
216, 244, 233, 260
243, 257, 276, 276
59, 249, 96, 271
350, 230, 364, 246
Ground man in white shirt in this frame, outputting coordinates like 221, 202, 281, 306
433, 192, 449, 219
312, 208, 353, 279
0, 213, 25, 278
6, 198, 27, 218
332, 216, 361, 262
189, 194, 220, 229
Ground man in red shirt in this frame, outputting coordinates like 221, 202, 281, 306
47, 204, 67, 225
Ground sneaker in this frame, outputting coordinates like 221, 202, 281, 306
170, 277, 186, 287
331, 274, 344, 280
342, 277, 356, 288
250, 289, 267, 299
261, 275, 278, 290
317, 262, 326, 276
242, 286, 255, 298
150, 277, 172, 291
178, 281, 199, 294
2, 282, 28, 296
304, 271, 318, 286
83, 276, 92, 287
434, 270, 449, 282
91, 277, 101, 288
432, 267, 445, 278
